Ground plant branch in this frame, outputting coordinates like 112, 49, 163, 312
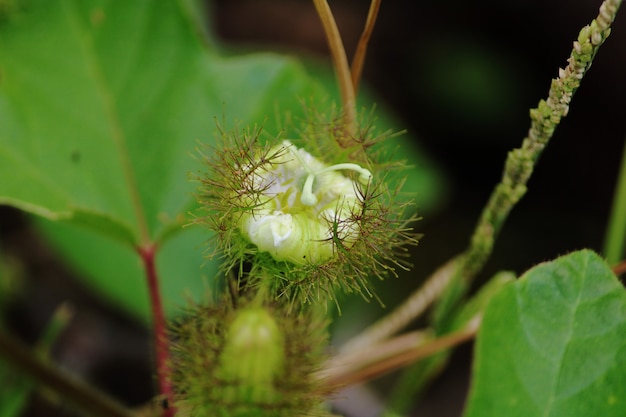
138, 244, 174, 417
603, 135, 626, 264
339, 256, 460, 352
320, 330, 430, 386
312, 0, 358, 144
0, 331, 136, 417
466, 0, 620, 273
318, 317, 480, 390
344, 0, 623, 357
351, 0, 381, 93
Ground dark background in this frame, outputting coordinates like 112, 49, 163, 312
1, 1, 625, 416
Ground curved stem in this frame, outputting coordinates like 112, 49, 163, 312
351, 0, 381, 93
138, 244, 174, 417
312, 0, 358, 144
339, 257, 459, 353
318, 317, 479, 390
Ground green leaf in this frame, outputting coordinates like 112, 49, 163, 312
0, 0, 444, 319
0, 0, 323, 318
0, 0, 323, 242
464, 250, 626, 417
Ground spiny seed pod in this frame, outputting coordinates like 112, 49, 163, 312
170, 299, 329, 417
196, 115, 419, 305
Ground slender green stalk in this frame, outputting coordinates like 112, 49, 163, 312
351, 0, 623, 360
603, 136, 626, 264
35, 303, 74, 360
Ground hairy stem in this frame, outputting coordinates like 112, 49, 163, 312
0, 331, 136, 417
138, 244, 174, 417
603, 135, 626, 264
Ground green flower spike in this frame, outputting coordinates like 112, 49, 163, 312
197, 122, 420, 305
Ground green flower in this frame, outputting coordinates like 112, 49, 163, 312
197, 118, 419, 305
238, 140, 371, 264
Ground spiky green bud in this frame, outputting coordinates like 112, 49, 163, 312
170, 299, 330, 417
197, 116, 420, 305
218, 307, 285, 403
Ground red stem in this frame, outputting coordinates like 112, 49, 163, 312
613, 260, 626, 277
138, 244, 175, 417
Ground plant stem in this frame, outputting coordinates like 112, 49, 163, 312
603, 136, 626, 264
0, 331, 136, 417
312, 0, 358, 144
318, 317, 479, 390
339, 256, 460, 352
351, 0, 381, 93
138, 244, 174, 417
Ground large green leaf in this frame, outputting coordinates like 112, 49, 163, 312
0, 0, 443, 319
464, 250, 626, 417
0, 0, 322, 241
0, 0, 324, 319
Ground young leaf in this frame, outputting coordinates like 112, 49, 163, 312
464, 250, 626, 417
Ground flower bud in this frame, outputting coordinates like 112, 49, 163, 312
197, 122, 420, 305
171, 300, 330, 417
218, 307, 285, 403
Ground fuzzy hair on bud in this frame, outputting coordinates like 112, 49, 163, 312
170, 298, 330, 417
195, 111, 420, 307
